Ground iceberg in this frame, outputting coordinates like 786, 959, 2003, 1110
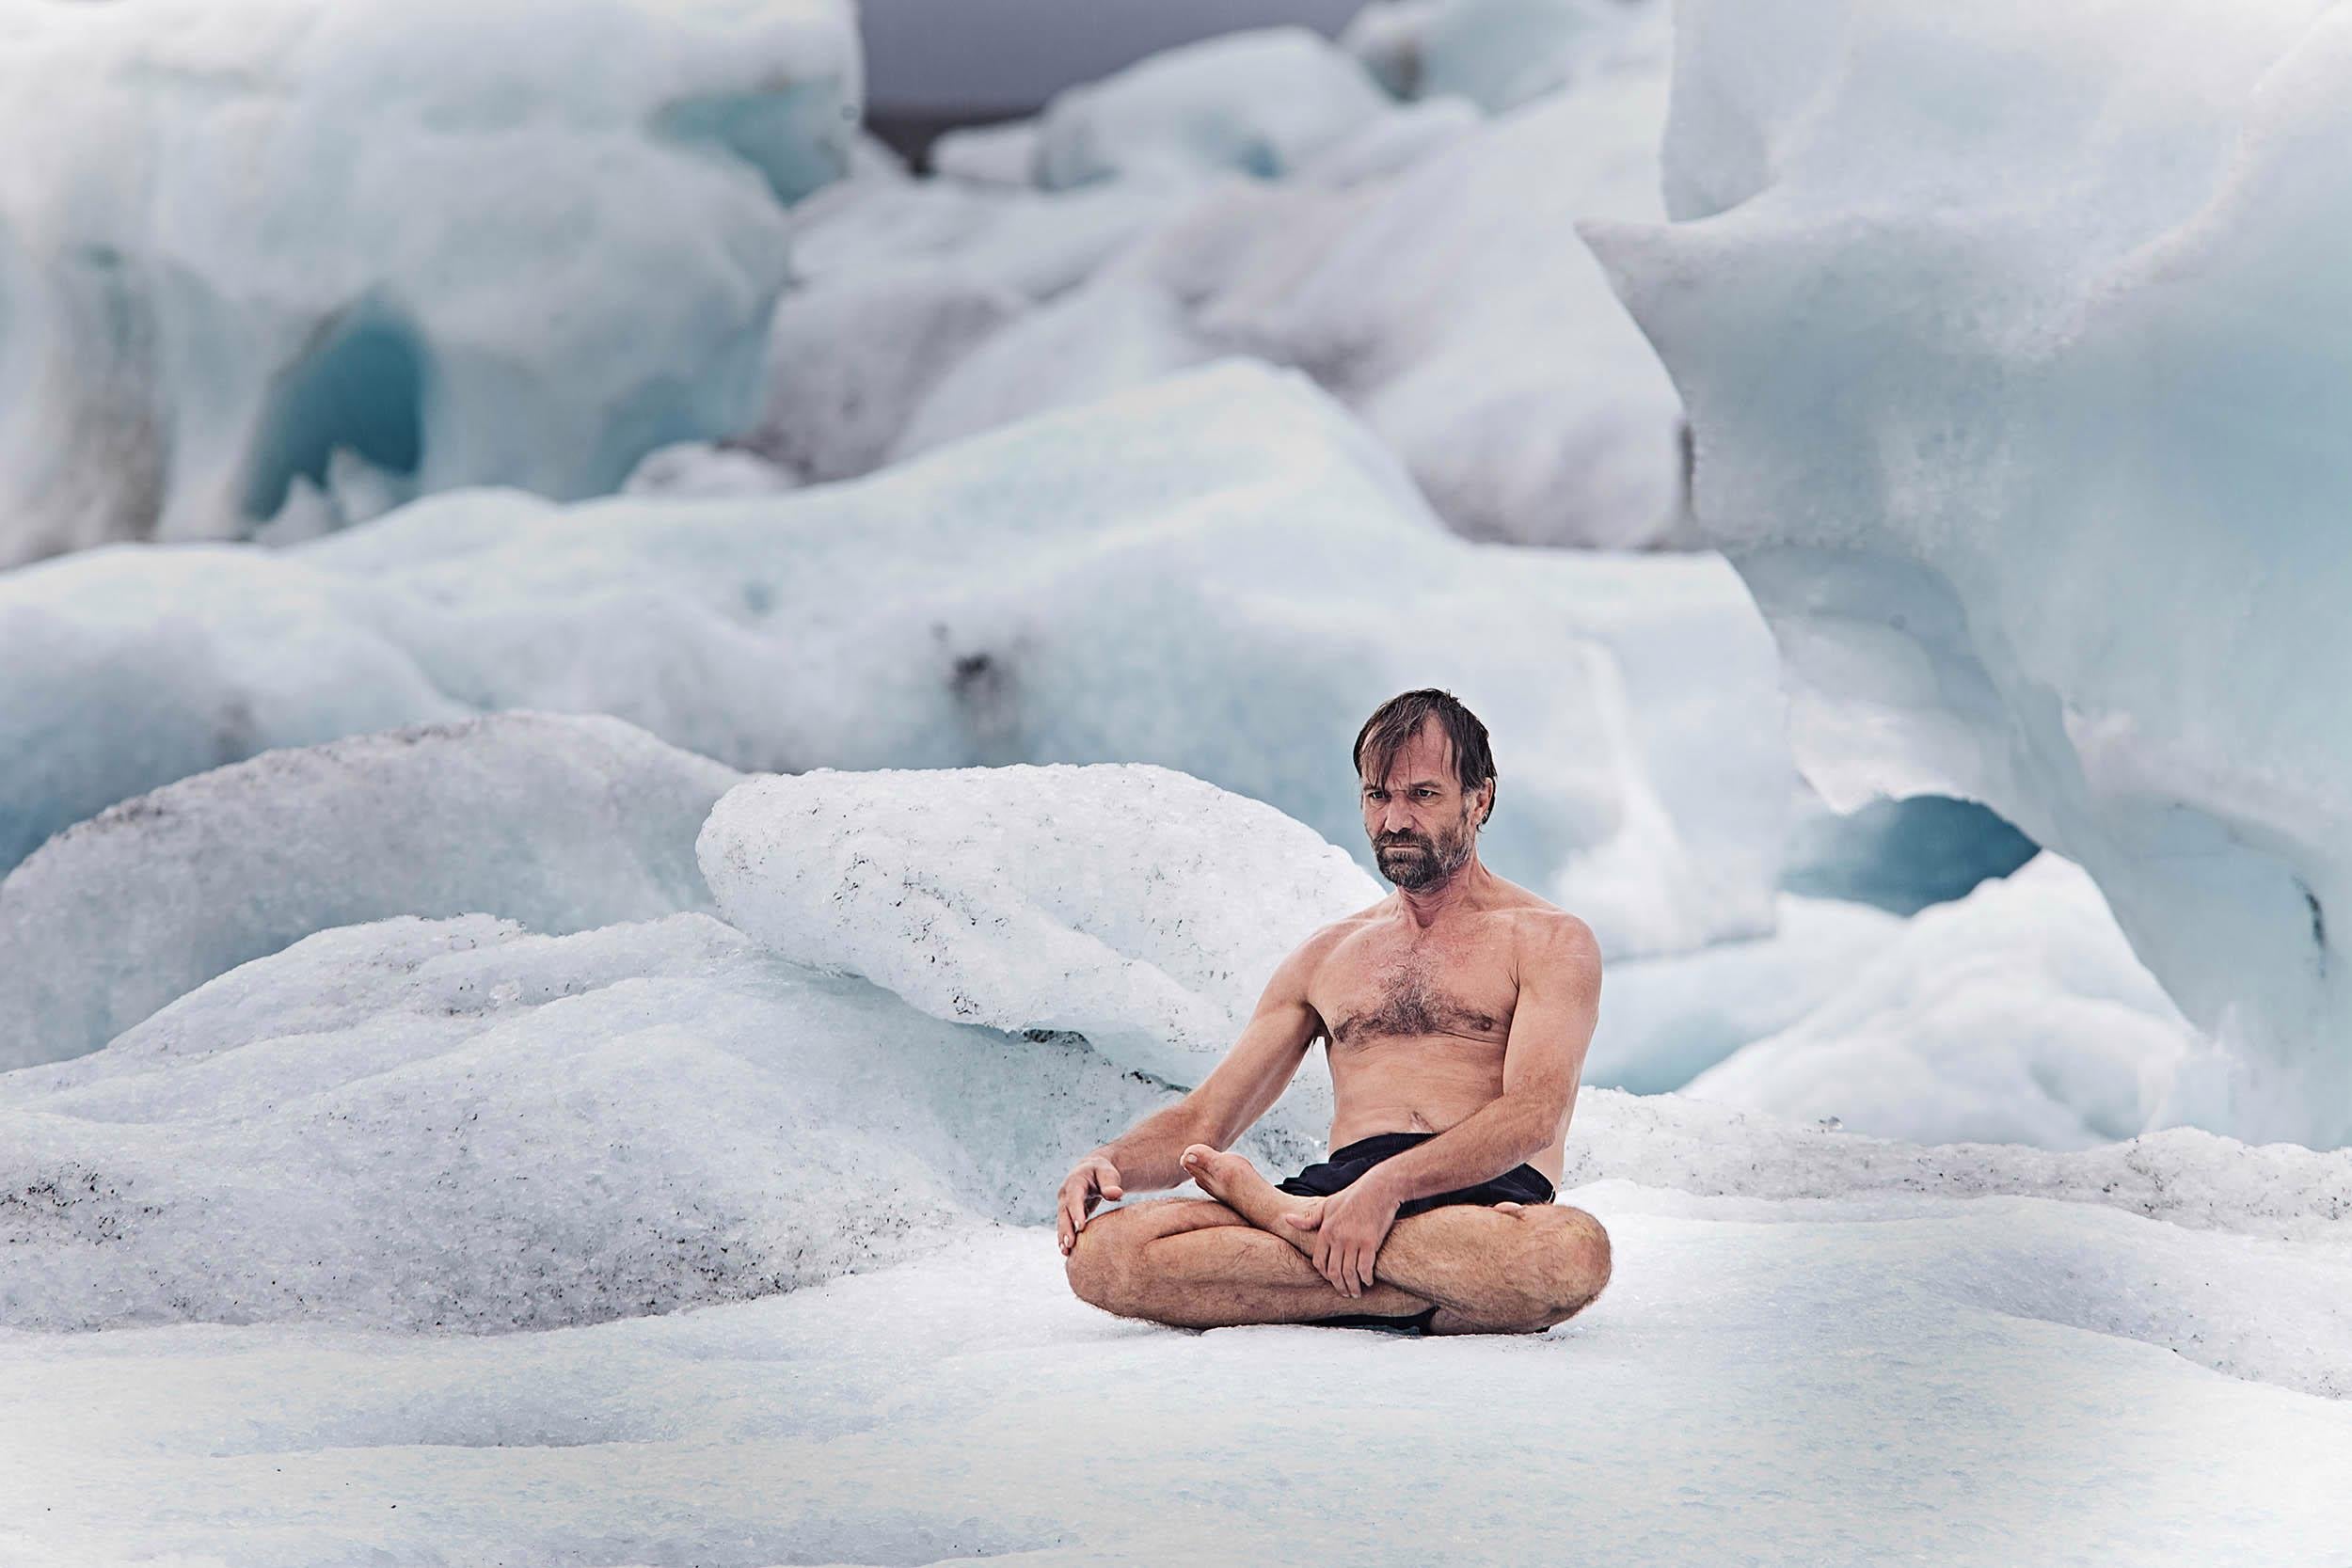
0, 712, 739, 1069
0, 364, 1796, 964
0, 0, 860, 566
1586, 0, 2352, 1145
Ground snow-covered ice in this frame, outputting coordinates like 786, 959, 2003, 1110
1683, 855, 2220, 1150
0, 713, 739, 1069
1588, 0, 2352, 1145
1, 364, 1795, 964
0, 0, 860, 565
1031, 27, 1391, 187
757, 0, 1684, 546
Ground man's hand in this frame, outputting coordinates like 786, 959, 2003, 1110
1283, 1176, 1401, 1297
1057, 1155, 1125, 1256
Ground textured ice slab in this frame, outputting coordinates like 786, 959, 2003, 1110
1683, 856, 2217, 1150
1032, 27, 1390, 187
2, 1207, 2346, 1566
0, 0, 859, 566
0, 911, 1312, 1332
1586, 0, 2352, 1145
701, 764, 1378, 1091
1, 364, 1794, 960
761, 3, 1682, 547
0, 713, 739, 1069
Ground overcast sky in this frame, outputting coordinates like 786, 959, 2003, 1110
859, 0, 1368, 114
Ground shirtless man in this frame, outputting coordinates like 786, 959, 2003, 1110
1058, 689, 1611, 1336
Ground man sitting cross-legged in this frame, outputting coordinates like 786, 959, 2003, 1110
1058, 689, 1612, 1337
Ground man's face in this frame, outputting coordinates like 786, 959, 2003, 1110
1360, 718, 1487, 892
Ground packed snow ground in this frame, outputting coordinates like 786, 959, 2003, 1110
1588, 0, 2352, 1144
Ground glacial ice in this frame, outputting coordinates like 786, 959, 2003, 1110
1584, 0, 2352, 1145
1683, 855, 2219, 1150
0, 363, 1796, 964
756, 1, 1683, 546
0, 0, 860, 566
0, 713, 739, 1069
1343, 0, 1663, 114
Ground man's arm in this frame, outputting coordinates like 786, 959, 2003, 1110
1056, 932, 1328, 1250
1366, 912, 1601, 1205
1290, 912, 1599, 1293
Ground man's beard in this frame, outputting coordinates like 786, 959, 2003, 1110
1374, 819, 1473, 891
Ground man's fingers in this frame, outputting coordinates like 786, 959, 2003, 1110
1102, 1184, 1122, 1201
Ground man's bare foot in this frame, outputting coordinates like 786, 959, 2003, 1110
1180, 1144, 1320, 1257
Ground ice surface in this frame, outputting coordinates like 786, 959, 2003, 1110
2, 1198, 2346, 1565
1, 364, 1795, 962
756, 4, 1683, 546
0, 0, 860, 566
701, 764, 1377, 1096
1683, 855, 2220, 1150
1032, 27, 1391, 187
1585, 0, 2352, 1145
0, 713, 739, 1069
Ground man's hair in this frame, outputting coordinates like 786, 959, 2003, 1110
1353, 689, 1497, 827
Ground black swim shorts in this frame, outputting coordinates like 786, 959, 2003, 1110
1275, 1130, 1557, 1334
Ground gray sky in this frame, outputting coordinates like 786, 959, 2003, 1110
860, 0, 1370, 115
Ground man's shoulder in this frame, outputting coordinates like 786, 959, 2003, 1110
1509, 906, 1602, 981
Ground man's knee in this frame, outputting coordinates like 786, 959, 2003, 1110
1528, 1206, 1611, 1327
1065, 1214, 1142, 1315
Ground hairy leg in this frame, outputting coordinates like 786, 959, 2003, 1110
1181, 1145, 1612, 1335
1064, 1196, 1438, 1330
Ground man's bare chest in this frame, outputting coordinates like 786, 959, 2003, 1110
1312, 933, 1518, 1052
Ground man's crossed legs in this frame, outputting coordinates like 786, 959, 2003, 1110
1064, 1142, 1611, 1337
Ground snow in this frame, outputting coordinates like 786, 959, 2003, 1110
1032, 27, 1392, 187
1584, 0, 2352, 1145
1683, 855, 2220, 1150
0, 363, 1796, 965
0, 713, 739, 1069
756, 1, 1684, 546
0, 0, 860, 566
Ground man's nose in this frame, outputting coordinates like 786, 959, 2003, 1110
1380, 801, 1413, 833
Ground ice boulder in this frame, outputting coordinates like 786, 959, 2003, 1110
700, 764, 1379, 1096
1681, 856, 2219, 1150
1033, 28, 1391, 187
0, 0, 861, 566
1585, 0, 2352, 1145
0, 713, 739, 1070
0, 911, 1295, 1332
0, 363, 1795, 961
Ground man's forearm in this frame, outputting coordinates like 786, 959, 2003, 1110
1360, 1097, 1552, 1207
1089, 1101, 1215, 1194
